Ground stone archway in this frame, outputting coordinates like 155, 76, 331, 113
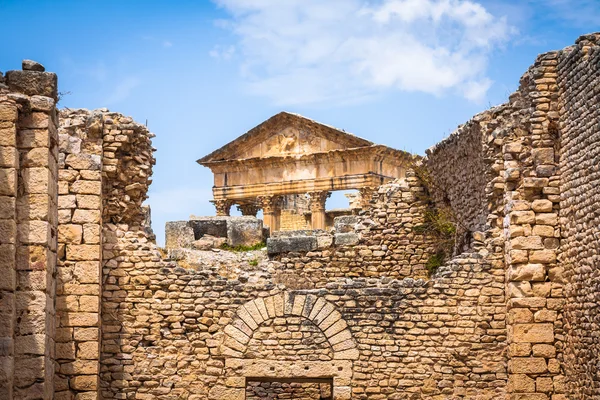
211, 292, 358, 399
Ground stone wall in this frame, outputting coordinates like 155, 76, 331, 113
559, 33, 600, 398
0, 61, 59, 399
0, 32, 599, 399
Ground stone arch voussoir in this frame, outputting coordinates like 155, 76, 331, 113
221, 292, 359, 360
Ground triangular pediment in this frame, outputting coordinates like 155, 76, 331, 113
198, 112, 373, 164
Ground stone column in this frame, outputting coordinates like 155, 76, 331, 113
211, 199, 232, 216
0, 99, 18, 399
258, 195, 281, 233
358, 187, 375, 209
308, 191, 330, 230
8, 61, 59, 399
237, 202, 260, 217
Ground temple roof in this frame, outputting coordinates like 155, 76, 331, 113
197, 111, 374, 165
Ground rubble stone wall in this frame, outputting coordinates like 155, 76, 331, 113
559, 33, 600, 398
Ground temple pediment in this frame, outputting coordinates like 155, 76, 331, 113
198, 111, 373, 163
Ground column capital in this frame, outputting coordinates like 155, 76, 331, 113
211, 199, 233, 216
257, 195, 282, 214
308, 191, 330, 213
237, 201, 260, 217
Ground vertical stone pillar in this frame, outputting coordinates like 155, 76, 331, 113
55, 109, 103, 399
237, 201, 259, 217
212, 199, 232, 216
308, 191, 329, 230
504, 51, 564, 399
258, 195, 281, 233
10, 62, 59, 399
0, 99, 18, 399
358, 187, 375, 209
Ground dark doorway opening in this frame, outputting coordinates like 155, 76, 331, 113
245, 377, 333, 400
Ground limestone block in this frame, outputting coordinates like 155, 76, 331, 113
509, 374, 535, 392
0, 219, 16, 244
531, 199, 553, 212
510, 357, 547, 374
66, 245, 100, 261
5, 70, 58, 99
224, 324, 250, 345
58, 224, 83, 244
535, 213, 558, 225
13, 356, 44, 387
58, 195, 76, 209
0, 146, 17, 168
77, 341, 99, 359
509, 264, 545, 281
0, 103, 17, 122
70, 375, 98, 391
0, 124, 16, 148
508, 282, 533, 298
512, 323, 554, 343
61, 312, 98, 327
334, 232, 360, 246
18, 220, 51, 244
227, 216, 264, 247
532, 148, 554, 165
0, 196, 15, 219
21, 167, 51, 194
529, 250, 556, 263
0, 168, 16, 196
83, 224, 100, 244
60, 360, 98, 375
208, 386, 244, 400
17, 194, 51, 221
76, 195, 101, 210
72, 209, 101, 224
21, 147, 51, 168
532, 344, 556, 358
267, 235, 317, 254
165, 221, 195, 250
65, 154, 101, 170
17, 129, 50, 149
510, 236, 544, 250
511, 211, 536, 225
70, 180, 101, 195
14, 334, 45, 355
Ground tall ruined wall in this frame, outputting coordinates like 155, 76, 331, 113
0, 62, 59, 399
424, 117, 491, 251
558, 33, 600, 398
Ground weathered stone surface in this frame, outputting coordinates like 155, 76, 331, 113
267, 235, 317, 254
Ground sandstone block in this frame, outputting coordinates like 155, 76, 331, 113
0, 146, 17, 168
0, 196, 15, 219
531, 199, 553, 212
72, 209, 100, 224
535, 213, 558, 225
61, 312, 98, 327
0, 168, 16, 196
510, 357, 547, 374
512, 323, 554, 343
509, 374, 535, 392
529, 250, 556, 263
66, 245, 99, 261
509, 264, 545, 281
70, 375, 98, 391
511, 236, 543, 250
76, 195, 101, 210
65, 154, 101, 170
58, 224, 82, 244
70, 180, 101, 195
0, 219, 16, 244
18, 220, 50, 244
77, 341, 99, 359
5, 70, 58, 99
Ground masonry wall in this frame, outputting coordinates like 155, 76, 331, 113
558, 33, 600, 398
0, 63, 59, 400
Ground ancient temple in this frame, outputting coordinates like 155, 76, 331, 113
198, 112, 412, 231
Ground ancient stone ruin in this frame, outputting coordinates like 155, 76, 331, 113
0, 33, 599, 399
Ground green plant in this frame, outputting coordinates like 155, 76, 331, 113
248, 259, 259, 267
426, 252, 446, 276
220, 242, 266, 252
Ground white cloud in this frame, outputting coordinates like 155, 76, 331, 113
213, 0, 514, 104
104, 76, 141, 105
163, 40, 173, 48
210, 44, 236, 60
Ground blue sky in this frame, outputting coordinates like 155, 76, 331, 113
1, 0, 598, 245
